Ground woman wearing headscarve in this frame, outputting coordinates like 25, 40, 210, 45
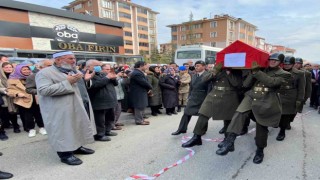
0, 62, 21, 140
7, 64, 46, 138
159, 67, 180, 115
147, 66, 162, 116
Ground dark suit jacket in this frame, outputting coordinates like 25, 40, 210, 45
129, 69, 152, 109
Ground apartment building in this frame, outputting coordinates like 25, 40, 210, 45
167, 14, 257, 49
63, 0, 158, 55
271, 45, 296, 56
159, 43, 173, 54
255, 36, 273, 52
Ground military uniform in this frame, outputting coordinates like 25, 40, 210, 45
178, 73, 191, 106
193, 69, 242, 136
303, 69, 312, 103
173, 71, 211, 133
226, 67, 292, 147
277, 58, 306, 141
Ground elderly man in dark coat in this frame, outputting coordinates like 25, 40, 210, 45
171, 61, 210, 135
129, 61, 152, 125
216, 53, 292, 164
86, 60, 118, 141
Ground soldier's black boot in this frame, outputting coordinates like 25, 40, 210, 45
219, 120, 230, 134
0, 171, 13, 179
182, 134, 202, 148
253, 148, 264, 164
177, 106, 182, 112
218, 133, 228, 148
276, 129, 286, 141
216, 133, 236, 156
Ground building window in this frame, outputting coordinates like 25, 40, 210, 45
102, 10, 113, 19
172, 35, 177, 40
119, 12, 131, 19
138, 25, 148, 31
125, 49, 133, 54
229, 21, 234, 30
188, 33, 202, 39
125, 31, 132, 37
139, 42, 149, 47
210, 21, 217, 28
137, 7, 147, 14
118, 2, 130, 10
240, 23, 246, 29
171, 26, 177, 32
125, 40, 133, 45
190, 24, 202, 30
123, 22, 132, 28
74, 3, 82, 10
181, 26, 187, 31
101, 0, 113, 9
248, 35, 253, 41
138, 34, 148, 39
240, 33, 245, 39
181, 35, 186, 40
137, 17, 148, 23
88, 0, 92, 7
149, 20, 156, 28
150, 37, 155, 43
210, 42, 216, 47
210, 32, 217, 38
229, 32, 234, 40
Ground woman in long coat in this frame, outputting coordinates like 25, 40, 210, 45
0, 62, 20, 138
159, 67, 180, 115
147, 66, 162, 116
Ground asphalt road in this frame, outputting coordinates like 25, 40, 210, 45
1, 105, 320, 180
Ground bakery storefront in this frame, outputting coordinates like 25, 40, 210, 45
0, 0, 142, 63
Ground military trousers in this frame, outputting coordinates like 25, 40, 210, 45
176, 114, 192, 131
279, 114, 296, 129
179, 93, 189, 106
227, 111, 269, 149
192, 114, 212, 136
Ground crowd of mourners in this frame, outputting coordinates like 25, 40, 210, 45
0, 51, 319, 179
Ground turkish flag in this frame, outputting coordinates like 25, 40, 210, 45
216, 40, 270, 69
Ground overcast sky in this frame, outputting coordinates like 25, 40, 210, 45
15, 0, 320, 63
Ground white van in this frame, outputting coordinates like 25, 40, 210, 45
174, 45, 222, 66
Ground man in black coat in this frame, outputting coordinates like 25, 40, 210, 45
172, 61, 211, 135
87, 60, 118, 141
129, 61, 153, 125
310, 64, 319, 109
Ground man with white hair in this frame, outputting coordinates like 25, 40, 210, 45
86, 59, 118, 141
35, 51, 96, 166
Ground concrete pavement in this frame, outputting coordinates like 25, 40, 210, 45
0, 105, 320, 180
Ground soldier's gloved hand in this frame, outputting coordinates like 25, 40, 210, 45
296, 101, 303, 113
212, 63, 223, 75
251, 61, 260, 74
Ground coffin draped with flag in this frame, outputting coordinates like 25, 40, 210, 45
216, 40, 270, 69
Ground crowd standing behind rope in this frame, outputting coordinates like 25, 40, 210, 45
0, 52, 319, 179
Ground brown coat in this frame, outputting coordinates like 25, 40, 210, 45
7, 79, 33, 108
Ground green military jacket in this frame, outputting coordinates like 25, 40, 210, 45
237, 67, 292, 127
198, 69, 242, 120
279, 68, 306, 114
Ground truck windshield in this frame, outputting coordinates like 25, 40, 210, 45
177, 50, 201, 59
